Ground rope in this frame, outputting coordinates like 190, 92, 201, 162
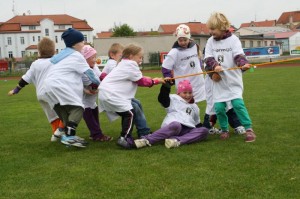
169, 57, 300, 80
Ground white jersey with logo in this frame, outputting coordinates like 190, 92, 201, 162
162, 44, 206, 103
82, 65, 102, 109
22, 58, 58, 123
102, 59, 117, 74
98, 59, 142, 112
43, 51, 90, 109
205, 34, 245, 103
162, 94, 200, 128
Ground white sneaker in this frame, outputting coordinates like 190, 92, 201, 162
209, 127, 221, 135
50, 128, 64, 142
165, 139, 180, 149
234, 126, 246, 135
134, 138, 151, 149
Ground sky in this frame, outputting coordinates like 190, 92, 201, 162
0, 0, 299, 33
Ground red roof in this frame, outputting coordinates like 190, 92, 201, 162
96, 31, 113, 38
265, 31, 297, 38
240, 20, 276, 28
277, 11, 300, 24
159, 22, 210, 35
25, 45, 37, 50
0, 14, 93, 32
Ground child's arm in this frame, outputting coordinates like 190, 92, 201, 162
8, 78, 29, 96
99, 72, 107, 81
204, 57, 221, 81
234, 54, 251, 72
135, 77, 164, 87
158, 81, 171, 108
84, 68, 100, 87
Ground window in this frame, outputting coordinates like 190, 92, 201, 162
250, 41, 253, 48
264, 41, 268, 46
56, 49, 59, 54
84, 35, 87, 42
257, 41, 261, 47
55, 36, 58, 43
38, 36, 41, 42
29, 26, 36, 30
58, 25, 65, 29
21, 51, 25, 57
270, 41, 274, 46
45, 28, 49, 36
7, 37, 12, 45
241, 41, 245, 48
8, 51, 13, 58
33, 36, 35, 42
20, 37, 25, 44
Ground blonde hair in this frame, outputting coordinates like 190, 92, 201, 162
108, 43, 124, 58
206, 12, 231, 31
38, 37, 55, 58
122, 44, 143, 59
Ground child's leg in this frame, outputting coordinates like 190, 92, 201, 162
83, 107, 103, 139
226, 108, 242, 128
50, 118, 60, 133
131, 98, 151, 137
116, 110, 134, 138
231, 99, 252, 129
203, 114, 211, 129
144, 121, 182, 144
173, 126, 208, 145
214, 102, 229, 132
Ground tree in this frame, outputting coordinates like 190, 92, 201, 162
112, 24, 136, 37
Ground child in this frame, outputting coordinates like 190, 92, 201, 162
161, 24, 206, 103
204, 12, 256, 142
42, 28, 100, 147
98, 44, 164, 149
81, 45, 113, 141
134, 80, 208, 149
100, 43, 152, 138
8, 37, 64, 142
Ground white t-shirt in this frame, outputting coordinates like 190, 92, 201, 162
43, 51, 90, 108
162, 94, 200, 128
98, 59, 142, 112
22, 58, 52, 100
205, 34, 245, 103
162, 44, 206, 103
82, 65, 102, 109
102, 59, 117, 74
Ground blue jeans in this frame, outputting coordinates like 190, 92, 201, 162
131, 98, 151, 137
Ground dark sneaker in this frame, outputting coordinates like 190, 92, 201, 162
245, 130, 256, 142
117, 136, 135, 149
220, 131, 230, 140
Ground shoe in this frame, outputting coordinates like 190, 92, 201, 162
61, 135, 88, 148
209, 127, 221, 135
117, 136, 135, 149
50, 128, 64, 142
234, 126, 246, 135
134, 138, 151, 149
89, 135, 113, 142
220, 131, 230, 140
165, 139, 180, 149
245, 130, 256, 142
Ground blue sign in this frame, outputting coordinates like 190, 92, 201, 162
243, 46, 280, 58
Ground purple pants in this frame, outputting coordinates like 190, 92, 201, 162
143, 121, 208, 145
83, 107, 103, 139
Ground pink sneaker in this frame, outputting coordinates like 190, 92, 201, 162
245, 130, 256, 142
220, 132, 230, 140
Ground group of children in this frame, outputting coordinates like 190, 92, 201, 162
8, 12, 256, 149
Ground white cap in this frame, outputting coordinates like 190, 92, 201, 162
175, 24, 191, 39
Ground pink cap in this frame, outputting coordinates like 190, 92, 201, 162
81, 45, 97, 59
177, 80, 193, 94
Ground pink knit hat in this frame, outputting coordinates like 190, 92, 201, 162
177, 80, 193, 94
81, 45, 97, 59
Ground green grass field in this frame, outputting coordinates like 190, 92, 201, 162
0, 66, 299, 199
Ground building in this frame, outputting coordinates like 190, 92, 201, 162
0, 14, 94, 60
277, 10, 300, 29
240, 20, 277, 28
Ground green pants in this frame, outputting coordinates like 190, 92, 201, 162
215, 98, 252, 131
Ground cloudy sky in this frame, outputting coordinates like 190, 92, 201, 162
1, 0, 299, 33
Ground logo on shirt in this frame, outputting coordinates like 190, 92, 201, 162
189, 61, 195, 68
186, 107, 192, 115
217, 55, 224, 64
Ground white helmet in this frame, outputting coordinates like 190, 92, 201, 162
175, 24, 191, 39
